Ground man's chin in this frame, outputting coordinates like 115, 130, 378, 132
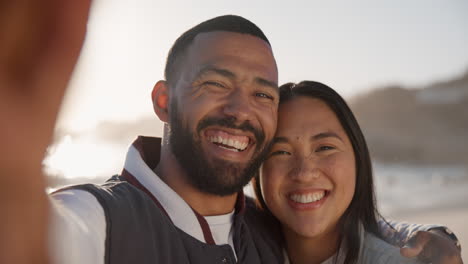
206, 158, 245, 175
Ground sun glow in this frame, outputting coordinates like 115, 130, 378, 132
43, 135, 125, 179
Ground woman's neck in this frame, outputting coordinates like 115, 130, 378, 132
284, 227, 340, 264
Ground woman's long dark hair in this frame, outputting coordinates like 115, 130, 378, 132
253, 81, 384, 264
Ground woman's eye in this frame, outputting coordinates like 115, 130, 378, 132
255, 92, 274, 100
316, 145, 335, 152
269, 150, 291, 157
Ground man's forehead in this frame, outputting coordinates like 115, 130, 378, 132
186, 32, 277, 77
189, 31, 273, 54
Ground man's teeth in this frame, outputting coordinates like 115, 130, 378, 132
289, 192, 325, 204
209, 136, 248, 151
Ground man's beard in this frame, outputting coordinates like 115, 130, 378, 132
168, 101, 271, 196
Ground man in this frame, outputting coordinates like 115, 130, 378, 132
51, 15, 281, 263
0, 3, 462, 264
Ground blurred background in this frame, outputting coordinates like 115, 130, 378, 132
43, 0, 467, 259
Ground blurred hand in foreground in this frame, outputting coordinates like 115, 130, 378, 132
401, 230, 463, 264
0, 0, 91, 263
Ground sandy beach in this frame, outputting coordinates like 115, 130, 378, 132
387, 206, 468, 262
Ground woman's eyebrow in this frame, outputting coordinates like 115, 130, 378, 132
274, 132, 343, 144
272, 136, 289, 144
312, 132, 343, 142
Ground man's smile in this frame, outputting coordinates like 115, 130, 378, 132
205, 129, 251, 152
202, 128, 259, 162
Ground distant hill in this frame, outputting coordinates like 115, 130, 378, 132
349, 70, 468, 165
54, 71, 468, 167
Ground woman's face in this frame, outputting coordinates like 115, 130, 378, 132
261, 96, 356, 239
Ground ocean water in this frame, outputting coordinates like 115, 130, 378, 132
373, 163, 468, 215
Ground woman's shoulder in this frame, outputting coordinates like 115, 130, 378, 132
360, 232, 424, 264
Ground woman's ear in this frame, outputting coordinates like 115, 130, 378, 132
151, 80, 169, 122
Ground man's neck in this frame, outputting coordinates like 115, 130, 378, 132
154, 143, 237, 216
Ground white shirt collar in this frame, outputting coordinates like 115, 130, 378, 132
122, 136, 243, 251
124, 144, 209, 242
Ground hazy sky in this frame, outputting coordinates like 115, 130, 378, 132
41, 0, 468, 180
57, 0, 468, 135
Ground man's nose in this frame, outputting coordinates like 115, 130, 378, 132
222, 90, 255, 122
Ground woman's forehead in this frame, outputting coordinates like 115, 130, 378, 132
278, 97, 333, 125
275, 97, 346, 139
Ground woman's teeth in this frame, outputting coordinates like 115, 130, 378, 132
289, 191, 325, 203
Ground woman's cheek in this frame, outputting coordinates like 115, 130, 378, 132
262, 159, 291, 204
260, 161, 274, 197
324, 153, 356, 207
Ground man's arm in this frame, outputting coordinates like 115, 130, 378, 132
0, 1, 91, 263
379, 219, 463, 264
49, 190, 106, 264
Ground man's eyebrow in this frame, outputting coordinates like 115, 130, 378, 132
196, 65, 278, 92
312, 132, 343, 142
255, 77, 279, 93
196, 65, 236, 79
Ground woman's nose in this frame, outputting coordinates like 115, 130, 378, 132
289, 157, 321, 182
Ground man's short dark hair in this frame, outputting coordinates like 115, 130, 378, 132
164, 15, 271, 87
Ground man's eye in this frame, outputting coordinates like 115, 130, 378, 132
316, 145, 335, 152
255, 92, 274, 100
203, 81, 225, 88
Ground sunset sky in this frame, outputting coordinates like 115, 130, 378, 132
45, 0, 468, 179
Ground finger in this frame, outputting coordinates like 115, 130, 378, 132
0, 0, 51, 87
400, 244, 422, 258
0, 0, 92, 167
35, 0, 92, 90
400, 231, 431, 259
31, 0, 92, 152
436, 254, 464, 264
0, 0, 91, 91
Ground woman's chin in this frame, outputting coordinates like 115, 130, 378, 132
285, 220, 330, 240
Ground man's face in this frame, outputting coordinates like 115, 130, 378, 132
168, 31, 279, 196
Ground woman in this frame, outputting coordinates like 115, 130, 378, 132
253, 81, 423, 264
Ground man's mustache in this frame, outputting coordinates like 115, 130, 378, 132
197, 116, 265, 147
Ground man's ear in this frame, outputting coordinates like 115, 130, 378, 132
151, 80, 170, 122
